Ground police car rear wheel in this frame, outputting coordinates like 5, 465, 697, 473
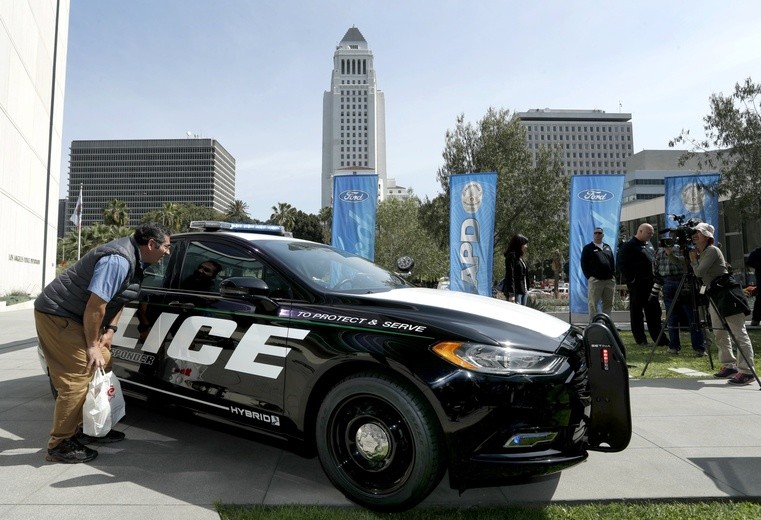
316, 372, 445, 511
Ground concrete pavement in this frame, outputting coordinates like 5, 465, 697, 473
1, 306, 761, 519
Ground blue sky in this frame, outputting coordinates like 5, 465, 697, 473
61, 0, 761, 221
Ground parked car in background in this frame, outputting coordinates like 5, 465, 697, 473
527, 288, 552, 303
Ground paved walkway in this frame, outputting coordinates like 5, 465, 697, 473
1, 307, 760, 519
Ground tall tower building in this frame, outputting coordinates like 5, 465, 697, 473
66, 138, 235, 232
321, 27, 387, 208
515, 109, 633, 176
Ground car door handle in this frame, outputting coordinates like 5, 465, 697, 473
168, 301, 195, 310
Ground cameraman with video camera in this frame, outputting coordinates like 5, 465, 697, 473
690, 223, 756, 385
654, 237, 706, 356
618, 223, 669, 347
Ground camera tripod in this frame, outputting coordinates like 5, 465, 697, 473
641, 264, 761, 390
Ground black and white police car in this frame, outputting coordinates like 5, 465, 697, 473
47, 221, 632, 510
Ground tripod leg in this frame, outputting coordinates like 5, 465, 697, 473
699, 306, 715, 370
641, 275, 686, 377
707, 296, 760, 388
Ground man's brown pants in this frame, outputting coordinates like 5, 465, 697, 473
34, 311, 111, 449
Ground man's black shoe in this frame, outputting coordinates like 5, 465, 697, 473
76, 429, 126, 444
636, 340, 648, 346
46, 438, 98, 463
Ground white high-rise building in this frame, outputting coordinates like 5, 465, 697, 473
321, 27, 386, 208
0, 1, 70, 296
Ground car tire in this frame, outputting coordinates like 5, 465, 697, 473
315, 372, 446, 511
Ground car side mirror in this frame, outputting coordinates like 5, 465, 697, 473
219, 277, 278, 312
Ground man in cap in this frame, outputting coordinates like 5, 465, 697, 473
581, 226, 616, 319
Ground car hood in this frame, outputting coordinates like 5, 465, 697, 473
353, 287, 570, 348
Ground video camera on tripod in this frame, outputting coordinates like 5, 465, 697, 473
659, 214, 703, 248
649, 215, 703, 302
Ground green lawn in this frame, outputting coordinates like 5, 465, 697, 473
217, 501, 761, 519
619, 329, 761, 379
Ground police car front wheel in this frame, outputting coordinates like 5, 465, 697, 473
315, 372, 446, 511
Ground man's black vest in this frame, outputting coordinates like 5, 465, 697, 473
35, 236, 143, 327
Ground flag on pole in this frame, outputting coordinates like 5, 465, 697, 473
448, 172, 498, 295
70, 184, 83, 229
331, 174, 379, 260
568, 175, 625, 315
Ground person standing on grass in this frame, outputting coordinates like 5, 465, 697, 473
581, 226, 616, 319
503, 234, 529, 305
690, 223, 756, 386
617, 223, 668, 347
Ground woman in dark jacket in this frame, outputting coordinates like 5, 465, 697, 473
503, 234, 529, 305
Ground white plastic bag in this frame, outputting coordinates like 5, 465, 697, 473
107, 370, 126, 426
83, 368, 126, 437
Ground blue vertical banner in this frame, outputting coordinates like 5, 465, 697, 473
664, 174, 720, 239
449, 172, 498, 295
569, 175, 625, 314
331, 174, 379, 260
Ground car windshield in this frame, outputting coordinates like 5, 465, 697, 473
255, 239, 412, 292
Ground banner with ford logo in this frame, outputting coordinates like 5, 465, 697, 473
569, 175, 625, 315
331, 174, 378, 260
664, 174, 720, 240
448, 172, 497, 296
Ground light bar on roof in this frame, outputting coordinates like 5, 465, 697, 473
189, 221, 287, 236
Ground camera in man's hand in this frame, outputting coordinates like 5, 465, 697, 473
649, 282, 662, 302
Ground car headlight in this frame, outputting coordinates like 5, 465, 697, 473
432, 341, 564, 375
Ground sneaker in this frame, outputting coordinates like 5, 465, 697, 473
76, 429, 125, 445
668, 348, 680, 355
46, 438, 98, 463
714, 366, 739, 378
727, 372, 755, 386
694, 350, 707, 357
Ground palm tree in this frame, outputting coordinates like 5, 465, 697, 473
226, 200, 250, 222
154, 202, 182, 232
270, 202, 297, 230
318, 206, 332, 244
102, 199, 130, 227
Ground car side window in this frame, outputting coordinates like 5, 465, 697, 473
179, 240, 290, 297
141, 255, 170, 289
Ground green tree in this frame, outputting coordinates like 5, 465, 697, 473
670, 77, 761, 220
149, 202, 183, 232
225, 200, 252, 222
375, 198, 448, 283
57, 223, 133, 265
437, 108, 569, 280
418, 194, 449, 249
318, 206, 332, 244
270, 202, 297, 230
142, 203, 228, 232
290, 210, 324, 242
177, 204, 228, 230
102, 199, 129, 227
